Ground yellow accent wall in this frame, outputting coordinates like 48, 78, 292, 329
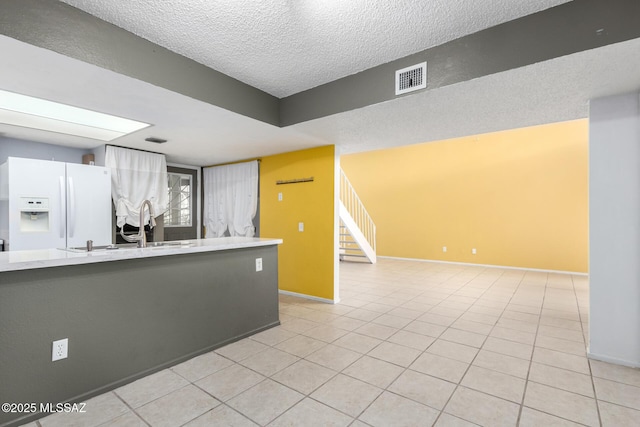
340, 120, 588, 272
260, 145, 336, 300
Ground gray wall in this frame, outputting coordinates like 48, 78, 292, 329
0, 0, 279, 126
2, 0, 639, 127
0, 137, 90, 165
91, 144, 106, 167
589, 92, 640, 367
0, 245, 279, 427
280, 0, 640, 125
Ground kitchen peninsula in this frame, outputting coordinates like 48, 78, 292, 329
0, 237, 282, 427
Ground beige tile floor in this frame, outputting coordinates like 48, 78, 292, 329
27, 259, 640, 426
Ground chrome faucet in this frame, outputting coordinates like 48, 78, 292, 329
137, 200, 156, 248
119, 199, 156, 248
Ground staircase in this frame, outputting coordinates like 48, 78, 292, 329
339, 169, 376, 263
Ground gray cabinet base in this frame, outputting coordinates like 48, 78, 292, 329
0, 245, 279, 427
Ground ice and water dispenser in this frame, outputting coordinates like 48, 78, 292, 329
19, 197, 50, 232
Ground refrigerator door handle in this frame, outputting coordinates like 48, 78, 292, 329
68, 176, 75, 238
59, 176, 65, 238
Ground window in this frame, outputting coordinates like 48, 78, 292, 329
165, 173, 192, 227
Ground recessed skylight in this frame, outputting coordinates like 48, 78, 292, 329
0, 89, 150, 141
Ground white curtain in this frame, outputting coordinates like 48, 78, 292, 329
203, 160, 258, 238
105, 146, 169, 228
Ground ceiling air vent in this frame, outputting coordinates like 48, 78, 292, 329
395, 62, 427, 96
145, 137, 167, 144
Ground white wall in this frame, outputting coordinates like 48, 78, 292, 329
92, 145, 107, 166
589, 92, 640, 367
0, 137, 90, 164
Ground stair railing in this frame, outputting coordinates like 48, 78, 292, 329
340, 168, 376, 253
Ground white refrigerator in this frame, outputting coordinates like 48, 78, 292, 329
0, 157, 112, 251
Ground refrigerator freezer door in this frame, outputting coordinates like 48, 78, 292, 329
66, 163, 112, 248
6, 157, 66, 250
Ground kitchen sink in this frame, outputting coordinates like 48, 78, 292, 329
147, 241, 194, 249
63, 241, 193, 253
63, 243, 136, 253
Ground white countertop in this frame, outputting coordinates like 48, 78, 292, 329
0, 237, 282, 273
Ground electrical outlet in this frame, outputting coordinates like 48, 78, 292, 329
255, 258, 263, 272
52, 338, 68, 361
472, 248, 477, 255
278, 192, 283, 201
442, 246, 447, 253
298, 222, 304, 232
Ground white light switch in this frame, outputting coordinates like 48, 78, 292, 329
442, 246, 447, 252
472, 248, 477, 255
278, 192, 283, 201
298, 222, 304, 232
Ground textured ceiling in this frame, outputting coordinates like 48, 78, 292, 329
295, 37, 640, 155
59, 0, 571, 97
0, 36, 324, 166
2, 34, 639, 166
2, 0, 639, 166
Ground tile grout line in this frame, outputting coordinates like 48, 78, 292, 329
111, 390, 153, 427
303, 263, 607, 424
247, 304, 369, 425
342, 263, 622, 424
342, 284, 472, 419
515, 274, 601, 427
306, 301, 404, 424
575, 272, 604, 427
186, 339, 305, 426
410, 266, 491, 425
449, 268, 537, 426
341, 263, 485, 425
429, 267, 516, 426
33, 261, 628, 427
348, 276, 453, 424
427, 268, 486, 425
515, 271, 547, 426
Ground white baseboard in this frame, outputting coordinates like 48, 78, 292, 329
279, 289, 339, 305
377, 256, 588, 276
587, 351, 640, 368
